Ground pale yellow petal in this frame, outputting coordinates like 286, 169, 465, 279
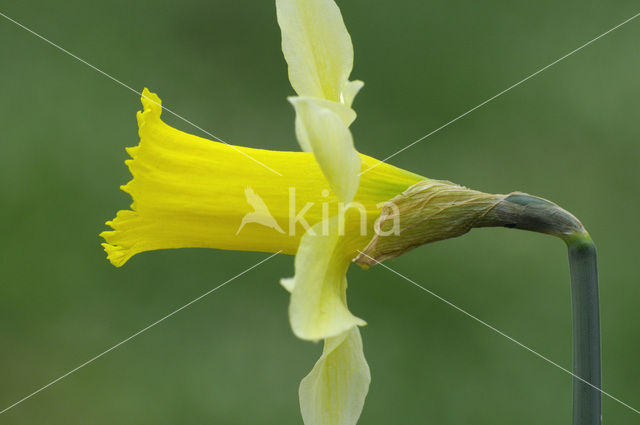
293, 96, 357, 141
288, 218, 366, 341
280, 277, 296, 292
293, 96, 357, 153
299, 327, 371, 425
276, 0, 354, 101
294, 114, 313, 152
289, 97, 360, 203
340, 80, 364, 108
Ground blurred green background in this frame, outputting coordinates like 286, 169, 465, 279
1, 0, 639, 423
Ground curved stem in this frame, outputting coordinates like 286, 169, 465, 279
358, 187, 603, 423
481, 194, 602, 424
455, 192, 602, 423
566, 233, 601, 425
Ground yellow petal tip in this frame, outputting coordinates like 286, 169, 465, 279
101, 242, 130, 267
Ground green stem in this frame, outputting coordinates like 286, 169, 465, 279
358, 188, 603, 423
471, 193, 602, 424
566, 233, 601, 425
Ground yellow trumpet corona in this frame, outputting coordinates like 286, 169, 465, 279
101, 90, 423, 267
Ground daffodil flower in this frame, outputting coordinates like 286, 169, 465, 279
101, 0, 415, 422
101, 2, 421, 422
101, 97, 416, 423
102, 0, 601, 424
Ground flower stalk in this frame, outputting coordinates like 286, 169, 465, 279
566, 233, 601, 425
478, 193, 601, 425
357, 182, 601, 424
